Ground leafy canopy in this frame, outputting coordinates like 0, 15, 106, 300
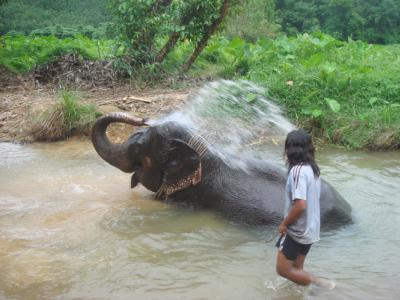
110, 0, 232, 67
276, 0, 400, 44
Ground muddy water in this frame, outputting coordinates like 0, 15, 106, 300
0, 140, 399, 300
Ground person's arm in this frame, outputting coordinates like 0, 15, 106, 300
279, 199, 306, 234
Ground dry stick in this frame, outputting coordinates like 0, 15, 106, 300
124, 96, 152, 103
97, 97, 152, 106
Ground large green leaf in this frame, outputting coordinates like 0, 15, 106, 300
325, 98, 341, 113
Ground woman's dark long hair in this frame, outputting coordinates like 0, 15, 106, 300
284, 129, 320, 177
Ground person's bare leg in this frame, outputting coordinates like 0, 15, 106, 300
311, 276, 336, 289
293, 254, 306, 270
276, 251, 312, 286
277, 251, 335, 289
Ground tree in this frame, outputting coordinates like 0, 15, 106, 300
112, 0, 237, 70
182, 0, 230, 72
155, 0, 201, 63
156, 0, 235, 66
110, 0, 173, 65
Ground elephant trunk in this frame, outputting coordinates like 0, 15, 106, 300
91, 112, 147, 173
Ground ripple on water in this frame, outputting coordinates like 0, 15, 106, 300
1, 125, 400, 299
0, 143, 39, 168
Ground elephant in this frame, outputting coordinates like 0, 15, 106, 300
91, 112, 352, 228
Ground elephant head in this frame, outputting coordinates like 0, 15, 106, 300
91, 112, 205, 198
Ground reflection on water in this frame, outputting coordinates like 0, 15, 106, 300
0, 140, 399, 299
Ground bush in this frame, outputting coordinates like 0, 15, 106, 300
246, 33, 400, 147
31, 90, 101, 141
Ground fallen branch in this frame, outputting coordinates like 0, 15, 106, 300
97, 96, 152, 106
122, 96, 152, 103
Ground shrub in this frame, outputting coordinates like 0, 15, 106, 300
31, 90, 101, 141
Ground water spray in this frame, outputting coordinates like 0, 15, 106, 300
151, 80, 296, 170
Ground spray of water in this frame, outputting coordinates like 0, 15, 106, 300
150, 80, 296, 170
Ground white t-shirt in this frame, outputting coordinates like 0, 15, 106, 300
285, 164, 321, 244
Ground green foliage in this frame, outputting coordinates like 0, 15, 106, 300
30, 23, 112, 39
59, 90, 101, 135
224, 0, 280, 41
275, 0, 400, 44
0, 0, 110, 34
110, 0, 173, 65
32, 90, 101, 141
110, 0, 233, 68
0, 34, 114, 73
185, 33, 400, 148
183, 36, 255, 78
171, 0, 227, 42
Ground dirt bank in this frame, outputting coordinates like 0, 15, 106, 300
0, 82, 191, 143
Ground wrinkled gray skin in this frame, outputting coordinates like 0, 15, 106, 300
92, 112, 352, 228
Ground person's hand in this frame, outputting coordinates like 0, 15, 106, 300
278, 221, 287, 235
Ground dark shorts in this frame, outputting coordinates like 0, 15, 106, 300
276, 234, 312, 261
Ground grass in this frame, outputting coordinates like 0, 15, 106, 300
31, 90, 101, 141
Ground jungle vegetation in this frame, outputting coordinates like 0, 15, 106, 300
0, 0, 399, 149
276, 0, 400, 44
0, 0, 110, 35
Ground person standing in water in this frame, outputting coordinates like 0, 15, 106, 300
275, 130, 334, 289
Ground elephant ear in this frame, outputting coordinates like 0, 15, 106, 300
160, 139, 202, 197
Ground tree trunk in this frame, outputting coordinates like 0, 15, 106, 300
182, 0, 230, 72
155, 2, 198, 64
155, 31, 180, 63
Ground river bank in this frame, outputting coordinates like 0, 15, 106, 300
0, 81, 191, 143
0, 78, 399, 151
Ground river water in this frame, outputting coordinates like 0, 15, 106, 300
0, 139, 399, 300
